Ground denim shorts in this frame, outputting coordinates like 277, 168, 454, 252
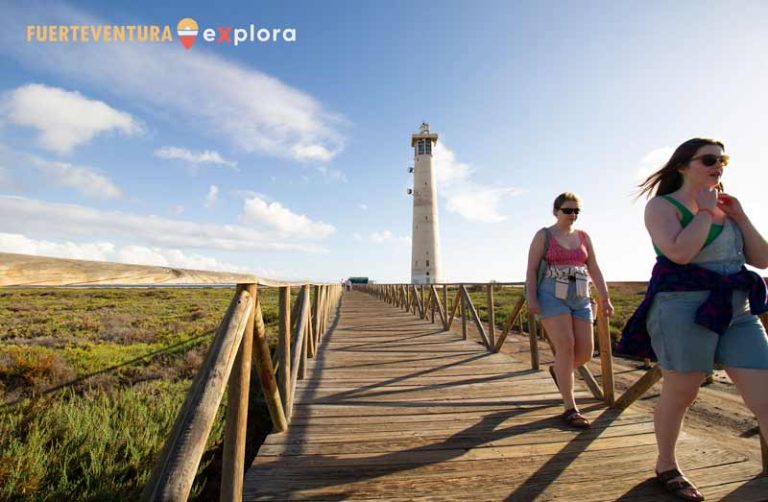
537, 276, 593, 323
647, 289, 768, 373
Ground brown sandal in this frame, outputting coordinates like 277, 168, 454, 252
562, 408, 590, 429
656, 468, 704, 501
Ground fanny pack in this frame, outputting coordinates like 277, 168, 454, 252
545, 265, 590, 299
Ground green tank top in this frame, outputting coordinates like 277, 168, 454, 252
654, 195, 724, 256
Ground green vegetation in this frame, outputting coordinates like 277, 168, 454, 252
0, 287, 285, 501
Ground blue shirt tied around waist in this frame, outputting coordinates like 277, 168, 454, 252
617, 256, 768, 360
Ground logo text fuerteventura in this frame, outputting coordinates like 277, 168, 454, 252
26, 17, 296, 50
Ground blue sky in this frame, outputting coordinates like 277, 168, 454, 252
1, 1, 767, 282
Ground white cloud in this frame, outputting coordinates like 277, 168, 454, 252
170, 205, 185, 215
444, 188, 519, 223
433, 144, 473, 187
369, 230, 410, 245
0, 165, 16, 190
241, 195, 335, 239
0, 146, 122, 199
0, 195, 327, 254
155, 146, 237, 168
31, 157, 122, 199
0, 233, 115, 261
315, 166, 348, 183
0, 232, 277, 275
1, 84, 141, 154
358, 203, 368, 211
204, 185, 219, 209
637, 147, 674, 181
432, 142, 521, 222
1, 6, 345, 162
352, 232, 362, 241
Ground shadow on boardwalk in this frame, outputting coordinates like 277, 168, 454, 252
244, 291, 768, 501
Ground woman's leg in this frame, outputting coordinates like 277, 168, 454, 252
571, 318, 594, 368
541, 313, 576, 411
724, 367, 768, 440
655, 369, 706, 499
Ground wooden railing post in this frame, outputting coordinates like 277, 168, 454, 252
278, 286, 292, 421
308, 286, 319, 358
298, 285, 309, 380
487, 284, 496, 348
460, 285, 467, 340
142, 289, 253, 502
494, 295, 525, 353
220, 284, 256, 502
460, 285, 491, 349
251, 287, 288, 432
596, 307, 615, 405
290, 286, 309, 399
613, 365, 662, 411
528, 312, 540, 370
442, 284, 449, 330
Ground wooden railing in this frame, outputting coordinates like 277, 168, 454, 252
0, 253, 342, 500
361, 282, 615, 405
360, 281, 768, 473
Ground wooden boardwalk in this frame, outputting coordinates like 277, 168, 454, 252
243, 291, 768, 501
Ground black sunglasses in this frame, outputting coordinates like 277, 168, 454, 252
559, 208, 580, 215
691, 154, 729, 167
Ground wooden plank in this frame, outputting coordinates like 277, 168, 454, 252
251, 287, 288, 432
575, 365, 605, 401
495, 296, 525, 352
221, 284, 256, 502
278, 286, 292, 421
460, 285, 491, 349
595, 307, 615, 404
612, 365, 663, 411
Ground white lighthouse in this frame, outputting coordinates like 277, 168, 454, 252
410, 122, 441, 284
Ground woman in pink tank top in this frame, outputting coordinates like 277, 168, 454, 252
525, 192, 613, 428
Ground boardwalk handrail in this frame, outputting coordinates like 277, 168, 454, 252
143, 280, 340, 501
0, 253, 342, 501
361, 281, 767, 475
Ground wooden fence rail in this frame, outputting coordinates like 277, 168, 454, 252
143, 281, 342, 501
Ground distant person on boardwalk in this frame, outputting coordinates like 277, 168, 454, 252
617, 138, 768, 501
525, 192, 613, 429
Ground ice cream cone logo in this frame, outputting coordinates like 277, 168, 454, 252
177, 18, 198, 49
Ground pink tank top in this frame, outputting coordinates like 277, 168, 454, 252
546, 230, 589, 266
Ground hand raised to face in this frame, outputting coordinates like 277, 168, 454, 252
695, 188, 718, 211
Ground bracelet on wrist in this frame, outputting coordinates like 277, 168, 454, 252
698, 208, 715, 218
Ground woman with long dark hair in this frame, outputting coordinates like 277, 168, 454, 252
619, 138, 768, 501
526, 192, 613, 428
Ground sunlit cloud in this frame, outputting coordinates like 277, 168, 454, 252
155, 146, 237, 169
432, 142, 521, 222
1, 83, 141, 154
0, 195, 327, 254
240, 194, 335, 239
